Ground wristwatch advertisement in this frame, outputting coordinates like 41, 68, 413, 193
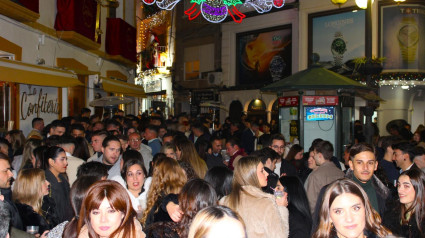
397, 17, 419, 63
331, 31, 347, 67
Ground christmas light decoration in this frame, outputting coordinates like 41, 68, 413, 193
143, 0, 284, 23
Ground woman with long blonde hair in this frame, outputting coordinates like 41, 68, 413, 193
220, 156, 289, 238
174, 137, 207, 178
141, 156, 187, 227
313, 178, 391, 238
13, 168, 53, 236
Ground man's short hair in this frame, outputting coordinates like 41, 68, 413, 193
45, 135, 61, 147
145, 125, 159, 134
252, 147, 280, 164
50, 119, 66, 129
314, 140, 334, 161
102, 135, 121, 148
105, 119, 121, 129
349, 142, 375, 161
392, 141, 416, 161
0, 198, 10, 238
414, 146, 425, 161
191, 122, 204, 131
32, 117, 43, 128
381, 136, 403, 151
58, 135, 76, 147
226, 137, 241, 148
77, 117, 90, 125
270, 134, 285, 143
0, 138, 10, 151
81, 107, 91, 115
76, 161, 109, 179
70, 123, 85, 132
0, 152, 10, 163
91, 130, 109, 139
116, 134, 128, 142
210, 136, 222, 145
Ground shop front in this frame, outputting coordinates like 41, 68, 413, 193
0, 58, 82, 136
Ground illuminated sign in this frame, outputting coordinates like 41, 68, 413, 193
305, 106, 334, 121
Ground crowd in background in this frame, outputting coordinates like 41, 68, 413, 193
0, 108, 424, 238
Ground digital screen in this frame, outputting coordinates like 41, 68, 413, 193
305, 106, 334, 121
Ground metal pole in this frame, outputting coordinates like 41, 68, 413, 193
363, 0, 375, 144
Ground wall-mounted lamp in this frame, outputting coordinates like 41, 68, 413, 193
330, 0, 348, 8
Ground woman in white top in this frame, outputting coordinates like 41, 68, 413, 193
121, 156, 150, 213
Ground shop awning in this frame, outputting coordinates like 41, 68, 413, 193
101, 77, 146, 98
0, 58, 82, 87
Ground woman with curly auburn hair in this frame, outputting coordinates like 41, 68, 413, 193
174, 137, 207, 178
77, 180, 145, 238
313, 178, 391, 238
141, 156, 187, 227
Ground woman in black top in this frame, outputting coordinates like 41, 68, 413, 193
278, 176, 312, 238
383, 168, 425, 238
43, 146, 73, 222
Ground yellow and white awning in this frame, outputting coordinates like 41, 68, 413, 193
101, 77, 146, 98
0, 58, 82, 87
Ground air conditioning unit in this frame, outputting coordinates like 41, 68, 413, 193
207, 72, 222, 86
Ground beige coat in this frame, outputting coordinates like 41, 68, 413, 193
78, 218, 146, 238
220, 185, 289, 238
306, 161, 345, 215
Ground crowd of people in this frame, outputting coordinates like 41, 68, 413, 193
0, 108, 425, 238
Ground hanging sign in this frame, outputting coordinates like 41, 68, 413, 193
278, 96, 299, 107
302, 96, 338, 106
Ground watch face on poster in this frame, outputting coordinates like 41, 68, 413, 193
381, 4, 425, 70
236, 26, 292, 86
310, 9, 365, 73
331, 38, 347, 55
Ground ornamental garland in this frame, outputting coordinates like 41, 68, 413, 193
142, 0, 286, 23
352, 72, 425, 83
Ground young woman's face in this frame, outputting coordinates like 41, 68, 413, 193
41, 179, 50, 196
49, 152, 68, 174
165, 148, 177, 160
176, 147, 182, 160
294, 150, 304, 160
90, 198, 124, 238
126, 164, 145, 193
256, 163, 269, 187
398, 175, 416, 208
413, 133, 420, 142
329, 193, 366, 238
307, 151, 318, 170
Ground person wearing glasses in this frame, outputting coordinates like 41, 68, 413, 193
128, 132, 153, 172
269, 134, 297, 177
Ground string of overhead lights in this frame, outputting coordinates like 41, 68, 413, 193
352, 72, 425, 89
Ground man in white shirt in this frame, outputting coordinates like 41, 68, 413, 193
88, 130, 109, 161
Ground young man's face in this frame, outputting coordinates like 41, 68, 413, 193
264, 158, 277, 171
349, 151, 377, 183
270, 139, 285, 157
